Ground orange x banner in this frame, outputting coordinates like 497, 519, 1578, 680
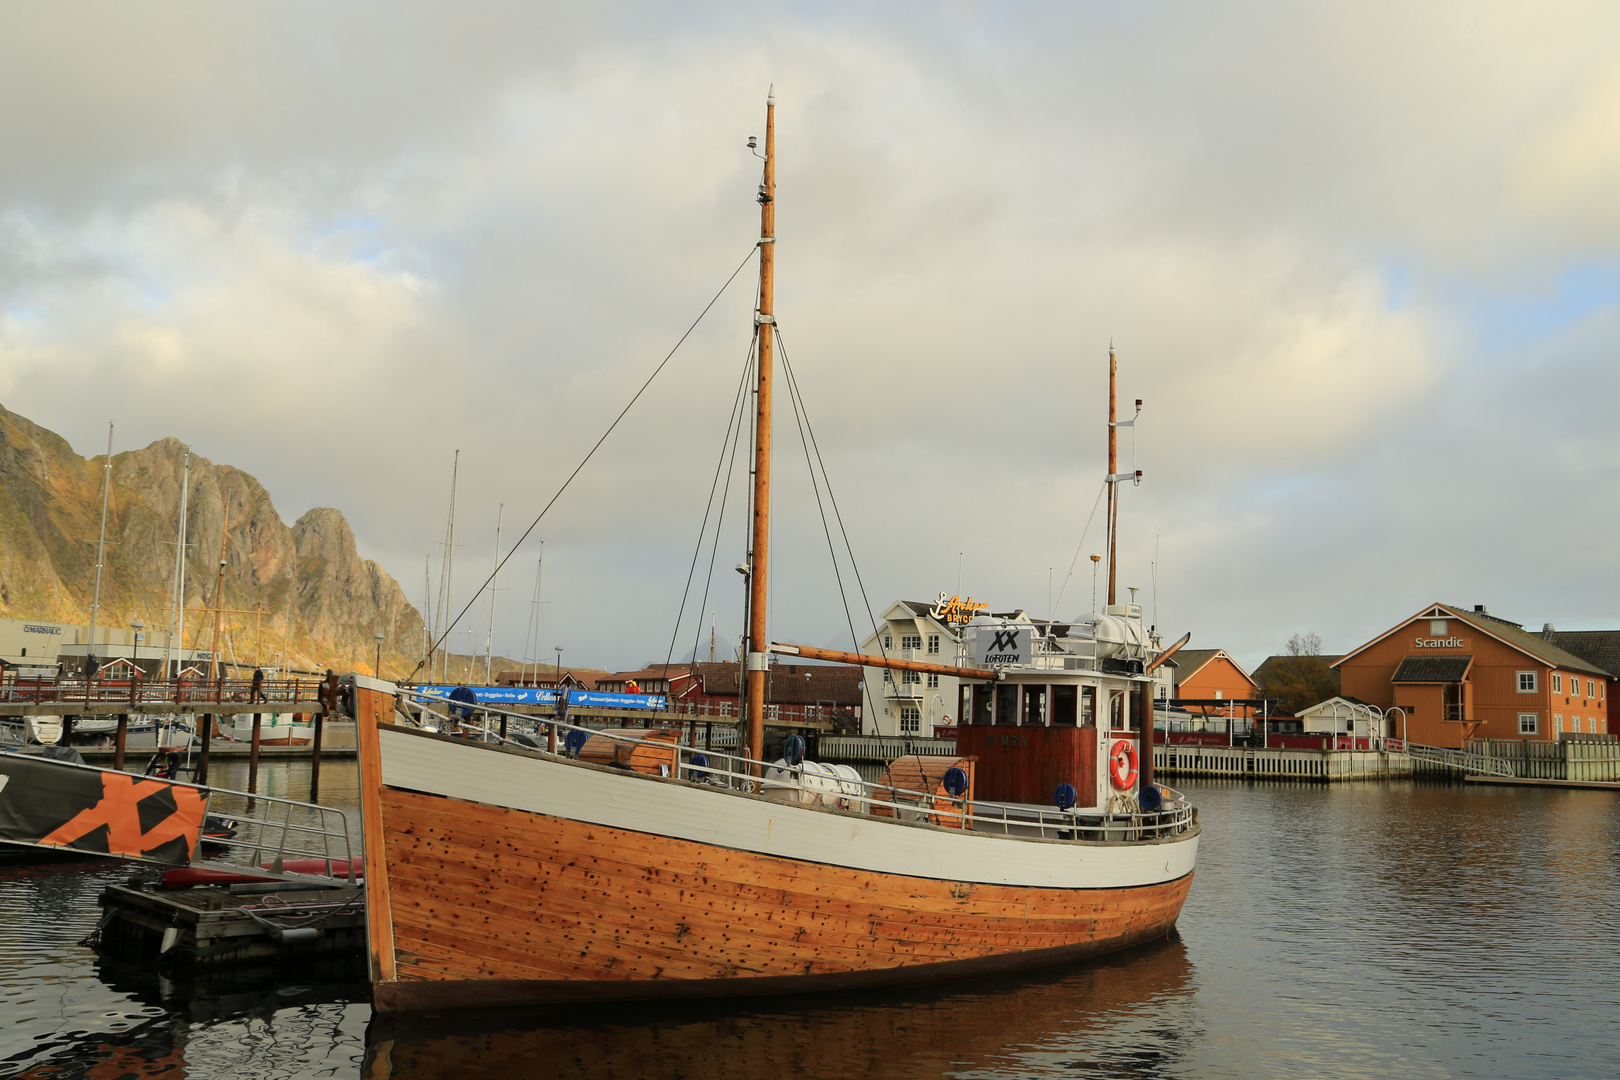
0, 756, 209, 865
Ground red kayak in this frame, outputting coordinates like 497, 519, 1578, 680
162, 857, 363, 888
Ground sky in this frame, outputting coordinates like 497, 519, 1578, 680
3, 2, 1620, 674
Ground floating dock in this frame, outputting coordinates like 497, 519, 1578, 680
94, 878, 366, 969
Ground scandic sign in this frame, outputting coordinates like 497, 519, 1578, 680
1413, 637, 1466, 648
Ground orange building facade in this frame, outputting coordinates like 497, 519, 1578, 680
1334, 603, 1610, 747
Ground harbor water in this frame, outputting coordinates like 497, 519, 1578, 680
4, 766, 1619, 1078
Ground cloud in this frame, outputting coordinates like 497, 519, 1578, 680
2, 2, 1619, 671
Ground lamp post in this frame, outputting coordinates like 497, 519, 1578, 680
374, 633, 385, 681
555, 646, 564, 680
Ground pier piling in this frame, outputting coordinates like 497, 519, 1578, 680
198, 714, 212, 784
114, 714, 127, 772
310, 713, 323, 803
248, 713, 262, 808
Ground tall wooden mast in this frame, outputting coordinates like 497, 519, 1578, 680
1106, 346, 1117, 607
745, 86, 777, 770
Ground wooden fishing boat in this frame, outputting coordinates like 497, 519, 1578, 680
351, 89, 1199, 1014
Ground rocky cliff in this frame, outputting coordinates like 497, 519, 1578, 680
0, 402, 430, 675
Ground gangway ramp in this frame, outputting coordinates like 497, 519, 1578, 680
1405, 743, 1516, 778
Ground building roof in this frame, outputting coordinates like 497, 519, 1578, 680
1171, 649, 1256, 686
1441, 605, 1611, 677
1332, 603, 1612, 678
1295, 694, 1376, 717
1541, 629, 1620, 679
1391, 655, 1474, 683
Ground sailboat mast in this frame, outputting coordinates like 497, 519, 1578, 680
87, 422, 114, 668
164, 449, 190, 678
207, 504, 230, 682
1106, 346, 1117, 607
745, 86, 777, 770
485, 503, 503, 683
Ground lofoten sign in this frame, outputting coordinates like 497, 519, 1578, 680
1413, 636, 1466, 649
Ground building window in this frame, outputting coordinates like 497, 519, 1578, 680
1590, 717, 1599, 735
883, 669, 893, 683
1214, 690, 1223, 700
927, 672, 939, 688
901, 670, 921, 685
901, 634, 922, 651
1588, 679, 1596, 699
900, 706, 921, 733
1553, 714, 1563, 735
1430, 619, 1448, 636
1517, 672, 1537, 693
1552, 673, 1562, 694
1519, 713, 1538, 734
927, 634, 940, 655
883, 634, 892, 649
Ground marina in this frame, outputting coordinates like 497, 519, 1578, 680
3, 13, 1619, 1077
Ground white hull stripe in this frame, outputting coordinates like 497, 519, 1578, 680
378, 726, 1198, 890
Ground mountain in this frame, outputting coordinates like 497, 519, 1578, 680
0, 402, 428, 676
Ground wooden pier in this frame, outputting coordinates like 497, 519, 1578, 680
1152, 745, 1413, 781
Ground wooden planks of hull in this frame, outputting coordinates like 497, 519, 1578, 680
372, 784, 1192, 1010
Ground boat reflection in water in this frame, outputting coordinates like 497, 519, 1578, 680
363, 935, 1195, 1080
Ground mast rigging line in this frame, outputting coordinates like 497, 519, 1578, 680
773, 325, 893, 730
409, 241, 762, 681
1050, 479, 1108, 622
663, 333, 758, 674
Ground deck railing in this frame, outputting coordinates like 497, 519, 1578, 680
401, 693, 1194, 844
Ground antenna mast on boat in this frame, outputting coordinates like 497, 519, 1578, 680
163, 447, 191, 679
1104, 345, 1141, 608
744, 86, 776, 772
87, 421, 114, 668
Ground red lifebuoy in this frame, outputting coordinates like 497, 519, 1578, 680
1109, 739, 1139, 789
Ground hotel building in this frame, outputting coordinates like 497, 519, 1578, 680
1333, 603, 1610, 746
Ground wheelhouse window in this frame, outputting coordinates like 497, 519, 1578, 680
1519, 713, 1538, 734
1517, 672, 1537, 693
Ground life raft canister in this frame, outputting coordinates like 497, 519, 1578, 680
1109, 739, 1139, 789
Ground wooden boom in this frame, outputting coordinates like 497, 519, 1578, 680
770, 642, 999, 681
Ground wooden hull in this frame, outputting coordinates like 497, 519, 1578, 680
353, 681, 1198, 1012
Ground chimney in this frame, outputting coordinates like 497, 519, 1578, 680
1543, 623, 1556, 639
1474, 604, 1488, 614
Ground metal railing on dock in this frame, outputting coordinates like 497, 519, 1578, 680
1405, 744, 1516, 778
